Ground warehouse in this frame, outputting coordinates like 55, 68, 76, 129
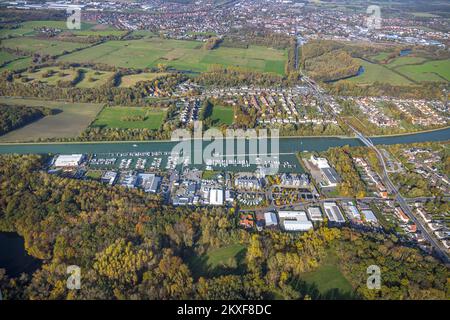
209, 189, 224, 206
323, 202, 346, 223
137, 173, 161, 193
54, 154, 84, 167
278, 211, 313, 231
264, 211, 278, 227
307, 207, 323, 221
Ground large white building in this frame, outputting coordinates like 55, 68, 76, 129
209, 189, 224, 206
307, 207, 323, 221
137, 173, 161, 193
264, 211, 278, 227
54, 154, 84, 167
278, 211, 313, 231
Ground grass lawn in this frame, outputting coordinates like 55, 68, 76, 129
75, 68, 113, 88
58, 38, 287, 75
343, 59, 413, 86
118, 72, 168, 88
187, 243, 246, 278
395, 59, 450, 82
92, 106, 166, 129
211, 105, 234, 126
0, 51, 18, 65
0, 57, 32, 72
19, 66, 77, 85
0, 97, 103, 142
293, 250, 354, 299
0, 37, 90, 56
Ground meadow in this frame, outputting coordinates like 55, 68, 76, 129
0, 37, 90, 56
0, 97, 103, 142
118, 72, 168, 88
210, 105, 235, 126
292, 251, 354, 299
187, 243, 247, 278
58, 38, 287, 75
0, 20, 99, 38
92, 106, 166, 130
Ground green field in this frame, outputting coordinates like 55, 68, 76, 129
75, 69, 113, 88
0, 37, 90, 56
0, 57, 32, 71
187, 243, 246, 278
58, 38, 287, 75
293, 251, 354, 299
0, 20, 96, 38
92, 106, 166, 129
0, 51, 17, 65
0, 97, 103, 142
19, 66, 77, 85
344, 59, 414, 85
211, 105, 234, 126
119, 72, 168, 88
395, 59, 450, 82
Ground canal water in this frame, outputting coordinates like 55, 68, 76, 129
0, 232, 41, 277
0, 127, 447, 155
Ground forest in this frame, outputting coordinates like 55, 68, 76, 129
0, 103, 56, 135
0, 154, 448, 300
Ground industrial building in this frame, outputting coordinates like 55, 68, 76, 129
278, 211, 313, 231
209, 188, 224, 206
54, 154, 84, 167
137, 173, 161, 193
264, 212, 278, 227
362, 210, 378, 223
307, 207, 323, 221
323, 202, 346, 223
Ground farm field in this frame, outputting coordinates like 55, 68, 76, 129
0, 37, 91, 56
187, 243, 246, 278
58, 38, 287, 75
0, 97, 103, 142
210, 105, 234, 126
92, 106, 166, 130
118, 72, 168, 88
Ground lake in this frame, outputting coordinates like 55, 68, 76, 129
0, 232, 41, 277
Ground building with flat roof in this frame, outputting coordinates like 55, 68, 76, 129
264, 211, 278, 227
54, 154, 84, 167
323, 202, 346, 223
307, 207, 323, 221
137, 173, 161, 193
278, 211, 313, 231
209, 189, 224, 206
362, 210, 378, 223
